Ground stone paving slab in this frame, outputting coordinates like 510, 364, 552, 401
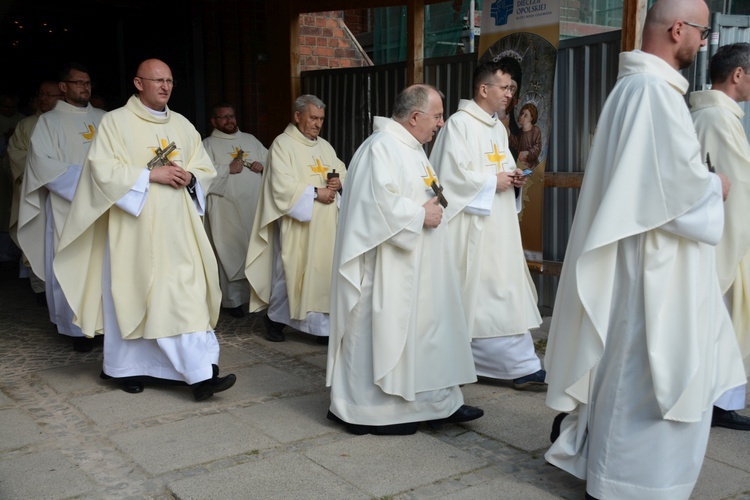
231, 392, 336, 443
694, 457, 750, 500
168, 451, 370, 499
0, 450, 95, 499
110, 412, 279, 475
466, 390, 559, 453
439, 475, 565, 499
705, 424, 750, 472
0, 408, 47, 451
1, 277, 749, 499
304, 432, 488, 497
36, 361, 105, 395
72, 384, 208, 426
0, 389, 14, 406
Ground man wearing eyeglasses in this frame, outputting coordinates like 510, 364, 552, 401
8, 81, 62, 304
543, 0, 746, 498
53, 58, 236, 402
430, 61, 545, 391
246, 94, 345, 344
202, 102, 268, 318
326, 84, 482, 435
690, 42, 750, 432
17, 63, 105, 352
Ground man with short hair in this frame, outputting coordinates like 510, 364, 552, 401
246, 94, 345, 343
54, 59, 236, 401
543, 0, 746, 498
326, 84, 482, 435
8, 81, 62, 302
17, 64, 105, 351
203, 103, 267, 318
690, 42, 750, 431
430, 61, 545, 390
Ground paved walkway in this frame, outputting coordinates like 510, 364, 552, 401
1, 274, 749, 499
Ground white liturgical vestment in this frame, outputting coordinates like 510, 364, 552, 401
327, 117, 476, 425
543, 51, 746, 500
430, 98, 542, 380
17, 100, 105, 336
203, 129, 267, 308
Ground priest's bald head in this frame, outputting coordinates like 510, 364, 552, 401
133, 59, 175, 111
642, 0, 709, 70
392, 84, 445, 145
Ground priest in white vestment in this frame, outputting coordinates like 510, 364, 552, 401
326, 84, 483, 435
690, 42, 750, 431
430, 61, 545, 390
8, 81, 62, 300
54, 59, 236, 401
543, 1, 746, 498
17, 64, 105, 352
203, 102, 267, 319
246, 95, 345, 343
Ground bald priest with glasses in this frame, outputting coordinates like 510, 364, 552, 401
54, 58, 236, 401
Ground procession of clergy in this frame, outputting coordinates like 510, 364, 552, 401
7, 0, 750, 497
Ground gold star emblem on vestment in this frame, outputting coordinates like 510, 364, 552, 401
81, 123, 96, 141
485, 142, 506, 173
309, 158, 329, 182
421, 163, 439, 188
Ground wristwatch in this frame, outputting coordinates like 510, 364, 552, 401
313, 187, 318, 199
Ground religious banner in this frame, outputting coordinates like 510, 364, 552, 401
478, 0, 560, 271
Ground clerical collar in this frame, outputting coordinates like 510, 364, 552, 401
143, 105, 167, 118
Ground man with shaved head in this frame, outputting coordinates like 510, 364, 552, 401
543, 1, 746, 498
54, 58, 236, 401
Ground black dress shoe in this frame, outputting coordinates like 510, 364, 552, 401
121, 380, 144, 394
73, 337, 95, 353
225, 305, 245, 318
712, 406, 750, 430
326, 411, 418, 435
550, 412, 568, 443
193, 373, 237, 401
263, 314, 285, 342
444, 405, 484, 423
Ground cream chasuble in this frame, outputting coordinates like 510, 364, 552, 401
17, 100, 105, 279
7, 112, 41, 243
203, 129, 267, 307
327, 117, 476, 425
691, 89, 750, 373
245, 123, 345, 319
430, 98, 541, 338
54, 95, 220, 340
543, 51, 746, 499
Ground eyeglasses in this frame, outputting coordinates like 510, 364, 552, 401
214, 113, 235, 120
64, 80, 94, 89
415, 110, 443, 121
669, 21, 711, 40
484, 83, 516, 93
137, 76, 176, 87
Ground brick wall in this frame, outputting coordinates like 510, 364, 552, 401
299, 11, 371, 71
343, 9, 370, 35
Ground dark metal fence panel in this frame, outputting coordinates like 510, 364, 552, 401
301, 31, 621, 312
538, 30, 621, 311
302, 63, 406, 165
